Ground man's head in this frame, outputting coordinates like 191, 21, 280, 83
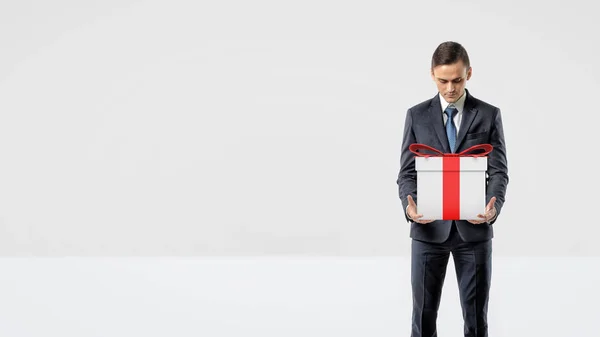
430, 41, 472, 103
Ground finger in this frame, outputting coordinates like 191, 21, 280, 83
413, 216, 430, 223
407, 195, 416, 206
487, 196, 497, 209
477, 214, 486, 219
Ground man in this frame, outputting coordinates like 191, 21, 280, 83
396, 41, 509, 337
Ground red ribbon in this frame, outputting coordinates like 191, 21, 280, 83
409, 143, 493, 220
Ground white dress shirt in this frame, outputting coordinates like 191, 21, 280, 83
440, 91, 466, 134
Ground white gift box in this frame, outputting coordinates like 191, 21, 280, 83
414, 153, 489, 221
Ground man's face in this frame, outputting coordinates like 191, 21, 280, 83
430, 61, 472, 103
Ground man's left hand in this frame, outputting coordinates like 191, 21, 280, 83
467, 196, 497, 224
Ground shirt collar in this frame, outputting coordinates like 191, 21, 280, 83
439, 90, 467, 114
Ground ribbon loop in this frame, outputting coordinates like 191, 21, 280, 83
457, 144, 493, 157
408, 144, 444, 157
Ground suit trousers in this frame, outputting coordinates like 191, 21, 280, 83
411, 222, 492, 337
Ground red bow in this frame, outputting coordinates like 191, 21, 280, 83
409, 143, 493, 157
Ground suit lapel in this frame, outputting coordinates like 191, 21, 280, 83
454, 89, 479, 152
427, 94, 451, 153
427, 89, 479, 153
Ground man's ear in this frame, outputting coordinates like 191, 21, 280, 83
466, 67, 472, 80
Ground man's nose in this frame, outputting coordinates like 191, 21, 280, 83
447, 83, 455, 92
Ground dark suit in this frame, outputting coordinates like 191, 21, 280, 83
396, 89, 508, 337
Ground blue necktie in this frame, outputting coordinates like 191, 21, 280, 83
445, 106, 458, 153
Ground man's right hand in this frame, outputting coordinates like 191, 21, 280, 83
407, 195, 434, 224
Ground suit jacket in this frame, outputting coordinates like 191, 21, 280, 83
397, 89, 509, 243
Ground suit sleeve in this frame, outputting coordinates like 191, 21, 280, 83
486, 107, 509, 225
397, 108, 417, 222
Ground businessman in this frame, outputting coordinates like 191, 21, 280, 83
396, 41, 509, 337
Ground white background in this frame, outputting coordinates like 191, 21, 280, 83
1, 1, 599, 335
0, 0, 597, 256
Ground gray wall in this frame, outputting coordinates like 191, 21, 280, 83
0, 0, 596, 256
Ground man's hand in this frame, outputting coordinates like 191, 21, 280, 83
406, 195, 435, 224
468, 196, 497, 224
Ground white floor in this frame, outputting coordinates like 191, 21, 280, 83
0, 257, 598, 336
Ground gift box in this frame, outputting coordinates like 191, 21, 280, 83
409, 143, 493, 220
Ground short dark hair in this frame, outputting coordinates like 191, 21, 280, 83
431, 41, 470, 69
